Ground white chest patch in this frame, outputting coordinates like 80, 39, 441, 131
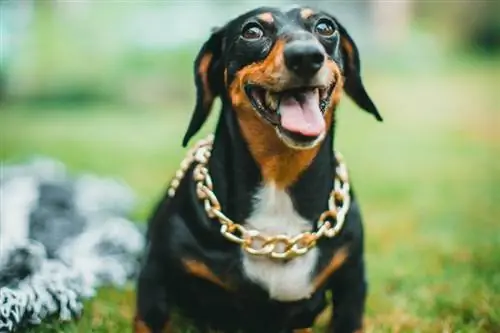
242, 184, 318, 302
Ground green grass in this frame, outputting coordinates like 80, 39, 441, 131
2, 60, 499, 332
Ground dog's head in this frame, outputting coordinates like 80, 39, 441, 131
182, 6, 382, 150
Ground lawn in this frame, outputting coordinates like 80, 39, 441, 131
1, 57, 499, 332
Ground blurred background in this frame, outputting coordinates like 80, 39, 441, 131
1, 0, 499, 332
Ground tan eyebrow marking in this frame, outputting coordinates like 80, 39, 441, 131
258, 12, 274, 24
300, 8, 314, 19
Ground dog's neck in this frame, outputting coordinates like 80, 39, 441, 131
207, 102, 336, 223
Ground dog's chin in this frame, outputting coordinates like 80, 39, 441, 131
275, 127, 326, 150
244, 82, 334, 150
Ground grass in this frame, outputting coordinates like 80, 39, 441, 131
1, 58, 500, 332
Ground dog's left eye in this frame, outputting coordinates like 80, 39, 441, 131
242, 23, 264, 41
315, 19, 336, 37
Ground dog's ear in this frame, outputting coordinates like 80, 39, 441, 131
182, 27, 226, 147
336, 21, 383, 121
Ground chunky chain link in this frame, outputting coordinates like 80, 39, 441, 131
167, 134, 351, 260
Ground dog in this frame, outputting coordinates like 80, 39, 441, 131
135, 5, 382, 333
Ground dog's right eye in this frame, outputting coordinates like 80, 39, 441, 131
242, 23, 264, 41
314, 18, 337, 38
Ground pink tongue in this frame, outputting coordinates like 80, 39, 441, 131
279, 90, 325, 137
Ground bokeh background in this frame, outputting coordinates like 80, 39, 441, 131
1, 0, 499, 332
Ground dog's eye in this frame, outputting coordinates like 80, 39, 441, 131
315, 19, 336, 37
242, 23, 264, 41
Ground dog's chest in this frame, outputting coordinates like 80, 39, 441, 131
242, 184, 318, 302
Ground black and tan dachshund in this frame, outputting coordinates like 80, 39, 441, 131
135, 5, 382, 333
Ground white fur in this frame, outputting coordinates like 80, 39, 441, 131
242, 184, 318, 301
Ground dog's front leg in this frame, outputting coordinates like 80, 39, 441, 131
326, 256, 367, 333
135, 257, 172, 333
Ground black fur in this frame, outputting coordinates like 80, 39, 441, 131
136, 6, 380, 333
336, 21, 382, 121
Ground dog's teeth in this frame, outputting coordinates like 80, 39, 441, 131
265, 91, 278, 111
265, 91, 272, 108
320, 87, 328, 100
313, 88, 320, 102
271, 95, 280, 111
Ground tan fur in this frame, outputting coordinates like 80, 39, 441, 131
134, 317, 172, 333
134, 318, 152, 333
228, 38, 343, 188
258, 12, 274, 24
300, 8, 315, 19
312, 246, 349, 291
198, 52, 214, 108
229, 39, 290, 95
162, 322, 173, 333
181, 259, 230, 290
340, 38, 355, 71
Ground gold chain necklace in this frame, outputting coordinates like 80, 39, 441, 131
167, 135, 351, 260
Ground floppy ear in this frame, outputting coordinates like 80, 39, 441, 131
336, 21, 383, 121
182, 27, 226, 147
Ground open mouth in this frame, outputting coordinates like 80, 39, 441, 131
244, 83, 335, 148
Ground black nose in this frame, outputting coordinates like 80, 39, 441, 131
284, 41, 325, 78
